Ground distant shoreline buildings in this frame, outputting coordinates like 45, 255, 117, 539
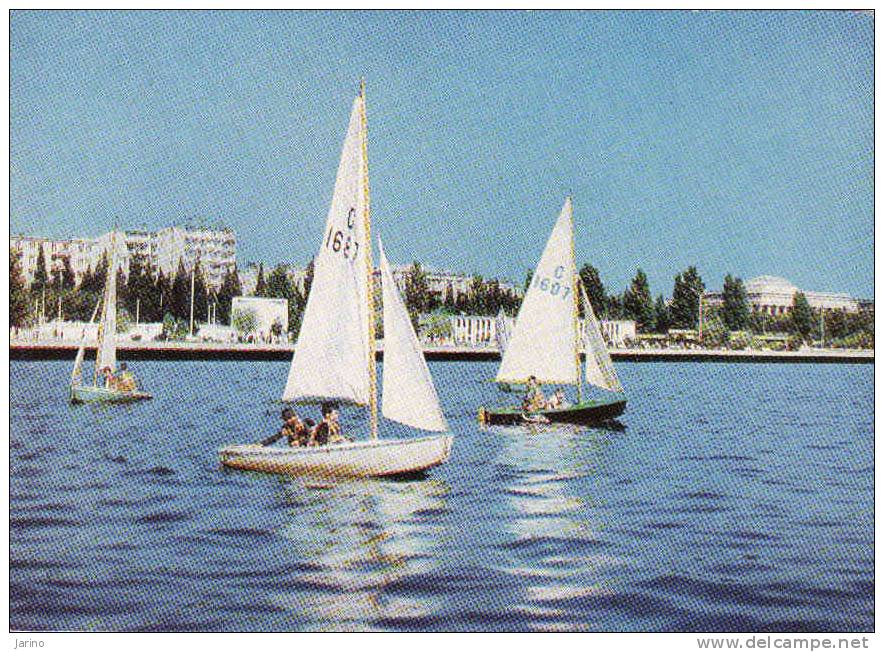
11, 228, 869, 313
11, 225, 236, 291
703, 276, 870, 315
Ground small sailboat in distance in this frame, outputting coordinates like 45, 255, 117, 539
219, 82, 453, 478
479, 197, 626, 426
70, 231, 152, 404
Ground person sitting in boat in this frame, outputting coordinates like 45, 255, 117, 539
546, 389, 569, 410
99, 366, 115, 389
115, 362, 137, 392
311, 402, 350, 446
523, 375, 546, 412
261, 407, 306, 447
300, 419, 316, 447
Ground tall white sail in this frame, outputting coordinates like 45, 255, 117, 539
379, 240, 448, 432
72, 299, 101, 386
283, 94, 372, 404
580, 282, 624, 393
95, 232, 119, 377
496, 198, 578, 385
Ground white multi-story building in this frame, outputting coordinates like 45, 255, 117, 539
152, 226, 236, 290
13, 225, 237, 291
704, 275, 862, 315
10, 235, 104, 283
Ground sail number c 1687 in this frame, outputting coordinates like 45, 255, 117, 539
325, 207, 360, 262
532, 265, 571, 300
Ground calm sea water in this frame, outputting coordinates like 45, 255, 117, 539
9, 359, 874, 632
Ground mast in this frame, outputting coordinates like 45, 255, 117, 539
360, 78, 379, 440
569, 196, 583, 404
94, 230, 114, 386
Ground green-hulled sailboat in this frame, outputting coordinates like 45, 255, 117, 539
479, 197, 626, 426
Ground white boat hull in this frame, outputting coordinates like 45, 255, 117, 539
219, 435, 453, 478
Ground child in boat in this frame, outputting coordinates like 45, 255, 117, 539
524, 376, 546, 412
311, 402, 350, 446
100, 366, 115, 389
546, 389, 569, 410
261, 408, 306, 447
116, 362, 137, 392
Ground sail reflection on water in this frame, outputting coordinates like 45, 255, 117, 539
494, 425, 625, 630
271, 479, 451, 629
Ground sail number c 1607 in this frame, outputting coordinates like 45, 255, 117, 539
532, 265, 571, 300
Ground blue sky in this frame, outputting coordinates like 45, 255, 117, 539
10, 10, 873, 297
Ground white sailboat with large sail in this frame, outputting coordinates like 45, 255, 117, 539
219, 83, 452, 478
70, 231, 152, 404
479, 197, 625, 426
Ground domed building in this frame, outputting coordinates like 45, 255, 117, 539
705, 275, 861, 316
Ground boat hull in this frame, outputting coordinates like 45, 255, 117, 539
70, 385, 153, 404
479, 396, 626, 426
219, 435, 454, 478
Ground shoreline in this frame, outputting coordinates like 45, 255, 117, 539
8, 340, 874, 364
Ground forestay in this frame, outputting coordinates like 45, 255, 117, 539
496, 198, 578, 385
283, 94, 372, 405
379, 240, 448, 432
95, 232, 119, 376
580, 282, 624, 393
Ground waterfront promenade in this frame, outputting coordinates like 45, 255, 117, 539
9, 339, 874, 363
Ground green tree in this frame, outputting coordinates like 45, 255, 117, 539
191, 259, 209, 323
606, 294, 624, 320
153, 270, 172, 322
124, 253, 156, 323
170, 260, 191, 321
216, 267, 242, 324
443, 282, 456, 311
790, 291, 814, 339
653, 294, 670, 334
670, 266, 705, 330
721, 274, 750, 331
405, 261, 431, 328
467, 275, 487, 315
33, 243, 48, 290
254, 263, 267, 297
303, 258, 315, 302
623, 269, 655, 333
266, 264, 291, 299
578, 263, 606, 317
61, 257, 76, 291
10, 249, 29, 328
523, 268, 533, 293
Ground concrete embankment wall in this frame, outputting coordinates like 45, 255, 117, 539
9, 341, 874, 364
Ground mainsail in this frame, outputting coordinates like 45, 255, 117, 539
496, 198, 578, 385
95, 232, 119, 379
283, 93, 372, 405
379, 240, 448, 432
580, 281, 624, 393
72, 299, 101, 386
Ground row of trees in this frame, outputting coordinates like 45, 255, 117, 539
10, 244, 874, 347
9, 246, 245, 331
576, 263, 708, 334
